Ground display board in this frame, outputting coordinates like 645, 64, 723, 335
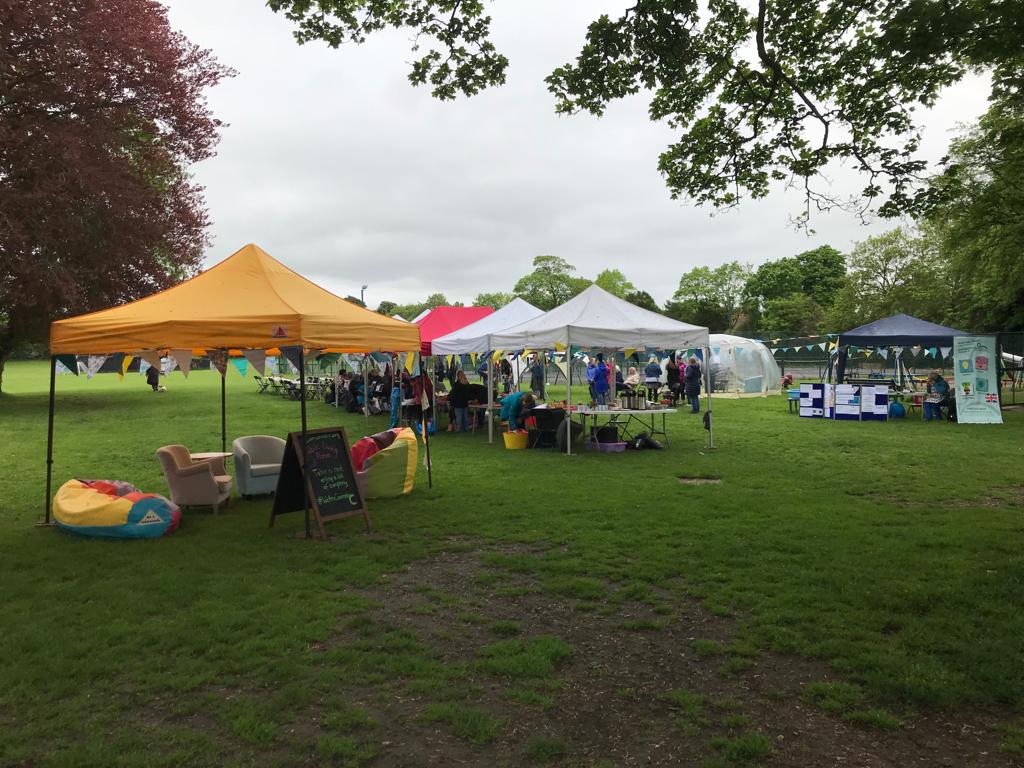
953, 336, 1003, 424
833, 384, 861, 421
799, 383, 825, 418
270, 427, 370, 538
860, 385, 889, 421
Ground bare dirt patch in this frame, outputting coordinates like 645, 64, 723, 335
679, 476, 722, 485
307, 542, 1019, 767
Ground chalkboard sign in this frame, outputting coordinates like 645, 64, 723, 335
270, 427, 369, 539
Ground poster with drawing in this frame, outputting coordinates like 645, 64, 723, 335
953, 336, 1002, 424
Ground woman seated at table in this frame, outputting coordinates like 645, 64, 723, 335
622, 366, 640, 389
924, 370, 950, 422
500, 390, 536, 431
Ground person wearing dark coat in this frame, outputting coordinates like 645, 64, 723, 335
683, 356, 702, 413
146, 365, 160, 392
666, 356, 681, 405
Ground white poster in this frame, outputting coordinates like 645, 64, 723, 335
953, 336, 1002, 424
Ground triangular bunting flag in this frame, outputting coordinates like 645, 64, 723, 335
108, 353, 125, 380
940, 346, 951, 358
139, 359, 151, 376
139, 349, 162, 370
55, 354, 78, 375
120, 354, 134, 380
85, 355, 107, 379
162, 354, 177, 376
878, 349, 889, 360
55, 359, 74, 376
279, 346, 303, 375
911, 346, 921, 355
243, 349, 266, 375
929, 347, 938, 357
230, 357, 248, 377
171, 349, 191, 378
817, 342, 826, 351
208, 349, 228, 376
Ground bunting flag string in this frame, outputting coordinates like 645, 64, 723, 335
230, 357, 248, 377
171, 349, 191, 378
243, 349, 266, 375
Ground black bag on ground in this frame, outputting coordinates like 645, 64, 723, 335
595, 426, 618, 443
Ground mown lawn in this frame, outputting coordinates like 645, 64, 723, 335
0, 360, 1022, 767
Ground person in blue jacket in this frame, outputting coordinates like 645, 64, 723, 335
683, 356, 703, 413
644, 355, 663, 402
593, 353, 611, 405
500, 390, 535, 431
924, 370, 950, 421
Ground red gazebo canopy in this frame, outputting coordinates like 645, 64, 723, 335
415, 306, 494, 355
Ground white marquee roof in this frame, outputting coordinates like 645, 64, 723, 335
489, 285, 709, 351
431, 298, 544, 355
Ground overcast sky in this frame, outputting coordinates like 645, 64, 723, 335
163, 0, 990, 308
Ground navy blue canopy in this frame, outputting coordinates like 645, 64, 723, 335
839, 314, 966, 348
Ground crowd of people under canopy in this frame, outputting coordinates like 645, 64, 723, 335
322, 351, 706, 435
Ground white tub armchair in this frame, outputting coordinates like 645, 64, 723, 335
232, 435, 286, 498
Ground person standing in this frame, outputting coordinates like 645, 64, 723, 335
644, 355, 662, 403
146, 364, 161, 392
683, 356, 702, 413
530, 355, 545, 399
666, 356, 681, 405
448, 370, 472, 432
593, 353, 610, 405
585, 359, 598, 402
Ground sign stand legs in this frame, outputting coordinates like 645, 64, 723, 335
299, 347, 312, 539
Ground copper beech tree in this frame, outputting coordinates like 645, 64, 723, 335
0, 0, 232, 390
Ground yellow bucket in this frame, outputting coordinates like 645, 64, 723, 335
503, 431, 529, 450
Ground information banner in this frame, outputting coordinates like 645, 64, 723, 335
953, 336, 1003, 424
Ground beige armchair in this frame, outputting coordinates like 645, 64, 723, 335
155, 445, 232, 513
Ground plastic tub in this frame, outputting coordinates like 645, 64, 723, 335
503, 431, 529, 450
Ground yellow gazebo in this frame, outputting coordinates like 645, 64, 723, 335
44, 244, 421, 531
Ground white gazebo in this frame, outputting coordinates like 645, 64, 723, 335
433, 298, 544, 442
490, 285, 711, 453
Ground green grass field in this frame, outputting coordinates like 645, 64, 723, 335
1, 360, 1022, 767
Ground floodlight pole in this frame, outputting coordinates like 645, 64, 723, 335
43, 355, 57, 525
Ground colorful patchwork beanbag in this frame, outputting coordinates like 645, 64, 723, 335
350, 428, 418, 499
53, 479, 181, 539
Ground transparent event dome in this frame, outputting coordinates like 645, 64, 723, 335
705, 334, 781, 396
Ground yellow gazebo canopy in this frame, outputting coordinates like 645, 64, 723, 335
50, 243, 420, 354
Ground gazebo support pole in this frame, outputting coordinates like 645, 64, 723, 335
487, 350, 494, 444
704, 345, 715, 449
363, 354, 370, 426
299, 348, 311, 539
43, 355, 57, 526
565, 333, 572, 456
221, 366, 227, 454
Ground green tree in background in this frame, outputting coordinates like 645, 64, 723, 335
826, 229, 953, 330
625, 290, 659, 313
473, 292, 514, 309
376, 300, 398, 316
926, 86, 1024, 330
513, 256, 591, 311
594, 269, 636, 298
667, 262, 750, 331
795, 246, 846, 307
760, 295, 825, 337
268, 0, 1019, 221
